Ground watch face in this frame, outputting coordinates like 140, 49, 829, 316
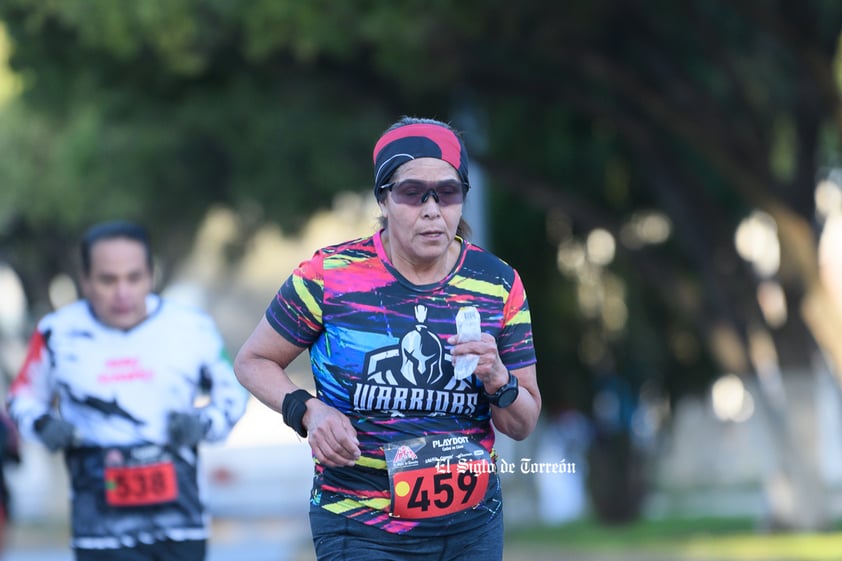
483, 373, 520, 408
496, 386, 518, 408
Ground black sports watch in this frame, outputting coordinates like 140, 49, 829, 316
482, 372, 519, 408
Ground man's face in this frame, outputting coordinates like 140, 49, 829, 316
81, 237, 152, 330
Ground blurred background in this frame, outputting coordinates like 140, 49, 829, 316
2, 1, 842, 559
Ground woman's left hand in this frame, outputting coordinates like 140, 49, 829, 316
447, 332, 542, 440
447, 333, 509, 394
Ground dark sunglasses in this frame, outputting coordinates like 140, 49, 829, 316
379, 179, 469, 207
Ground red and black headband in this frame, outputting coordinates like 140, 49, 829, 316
372, 122, 470, 198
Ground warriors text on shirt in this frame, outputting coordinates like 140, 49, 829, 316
352, 383, 478, 415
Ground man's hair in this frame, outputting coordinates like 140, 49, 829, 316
80, 221, 153, 275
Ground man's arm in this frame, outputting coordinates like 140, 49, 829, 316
192, 317, 249, 444
8, 327, 70, 448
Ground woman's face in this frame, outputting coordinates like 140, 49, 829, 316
379, 158, 464, 267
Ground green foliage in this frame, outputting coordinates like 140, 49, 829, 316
1, 0, 841, 424
0, 3, 394, 254
508, 516, 842, 561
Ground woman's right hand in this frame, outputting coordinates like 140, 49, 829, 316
303, 400, 361, 467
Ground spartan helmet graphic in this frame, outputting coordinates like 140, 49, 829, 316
399, 305, 446, 388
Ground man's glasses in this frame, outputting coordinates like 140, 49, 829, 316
379, 179, 469, 207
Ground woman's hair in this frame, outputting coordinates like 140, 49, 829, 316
375, 116, 472, 240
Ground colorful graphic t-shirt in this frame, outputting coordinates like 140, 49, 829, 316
266, 232, 536, 535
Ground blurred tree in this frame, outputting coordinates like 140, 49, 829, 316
471, 1, 842, 528
1, 0, 841, 529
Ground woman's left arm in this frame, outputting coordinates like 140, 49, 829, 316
485, 363, 541, 440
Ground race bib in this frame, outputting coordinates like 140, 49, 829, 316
103, 446, 179, 507
384, 434, 491, 519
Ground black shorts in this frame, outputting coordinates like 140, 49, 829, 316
74, 539, 206, 561
309, 507, 503, 561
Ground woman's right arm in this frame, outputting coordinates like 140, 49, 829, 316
234, 317, 360, 467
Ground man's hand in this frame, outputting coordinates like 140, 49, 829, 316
303, 400, 360, 468
167, 411, 208, 448
34, 414, 76, 452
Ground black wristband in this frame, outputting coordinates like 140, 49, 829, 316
282, 389, 315, 438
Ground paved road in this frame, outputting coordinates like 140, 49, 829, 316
3, 517, 315, 561
5, 519, 707, 561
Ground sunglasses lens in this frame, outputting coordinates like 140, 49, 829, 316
391, 180, 465, 206
434, 182, 463, 205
